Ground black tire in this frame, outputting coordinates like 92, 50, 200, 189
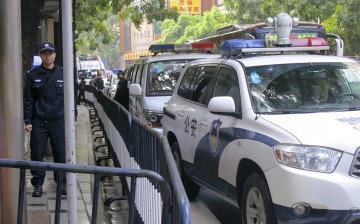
171, 141, 200, 201
241, 173, 277, 224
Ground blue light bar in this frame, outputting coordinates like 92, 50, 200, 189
220, 39, 266, 57
149, 43, 216, 54
149, 44, 176, 54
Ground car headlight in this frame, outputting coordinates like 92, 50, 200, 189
274, 144, 342, 173
144, 110, 163, 128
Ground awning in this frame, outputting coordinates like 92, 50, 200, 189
124, 51, 152, 60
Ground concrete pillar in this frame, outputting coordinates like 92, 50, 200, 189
0, 0, 25, 223
46, 18, 55, 42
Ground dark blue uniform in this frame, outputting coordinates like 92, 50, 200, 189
94, 77, 104, 90
113, 77, 129, 110
24, 65, 66, 187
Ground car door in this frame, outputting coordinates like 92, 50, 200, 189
129, 63, 144, 117
192, 65, 241, 193
176, 65, 218, 174
110, 74, 118, 98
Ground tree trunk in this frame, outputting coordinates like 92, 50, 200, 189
21, 0, 46, 86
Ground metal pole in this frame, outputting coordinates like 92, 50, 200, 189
61, 0, 78, 223
0, 0, 24, 223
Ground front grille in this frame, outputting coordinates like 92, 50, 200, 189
349, 148, 360, 178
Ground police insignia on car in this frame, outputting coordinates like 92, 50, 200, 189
209, 119, 222, 157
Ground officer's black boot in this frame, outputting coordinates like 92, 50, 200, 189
61, 184, 67, 195
32, 185, 43, 197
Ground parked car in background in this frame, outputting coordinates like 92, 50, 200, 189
103, 66, 134, 99
76, 55, 105, 84
103, 71, 118, 98
128, 42, 220, 133
77, 70, 94, 84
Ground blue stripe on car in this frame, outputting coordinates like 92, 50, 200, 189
163, 108, 176, 120
194, 127, 279, 177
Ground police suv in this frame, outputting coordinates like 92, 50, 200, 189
162, 13, 360, 224
128, 43, 220, 133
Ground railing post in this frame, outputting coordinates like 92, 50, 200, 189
61, 0, 78, 223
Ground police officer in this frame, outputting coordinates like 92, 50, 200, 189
77, 75, 86, 105
113, 70, 129, 110
94, 70, 104, 90
24, 41, 67, 197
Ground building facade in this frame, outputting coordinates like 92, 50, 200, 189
119, 0, 223, 68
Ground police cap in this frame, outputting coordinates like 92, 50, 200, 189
39, 41, 56, 53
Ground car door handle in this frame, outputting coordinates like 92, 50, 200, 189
200, 121, 207, 126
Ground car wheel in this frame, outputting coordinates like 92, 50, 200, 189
171, 141, 200, 201
241, 173, 277, 224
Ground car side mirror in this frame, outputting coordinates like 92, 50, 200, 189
208, 96, 235, 113
129, 84, 142, 96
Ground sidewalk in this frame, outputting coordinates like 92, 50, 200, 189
25, 105, 105, 224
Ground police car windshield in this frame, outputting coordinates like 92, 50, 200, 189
78, 70, 95, 79
146, 60, 190, 96
246, 62, 360, 113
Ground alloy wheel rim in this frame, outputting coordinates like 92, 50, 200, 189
246, 187, 266, 224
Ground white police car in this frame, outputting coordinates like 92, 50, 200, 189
128, 42, 220, 133
103, 71, 118, 98
162, 13, 360, 224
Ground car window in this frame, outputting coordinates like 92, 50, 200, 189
178, 66, 198, 99
105, 74, 113, 85
125, 66, 133, 80
131, 64, 140, 84
78, 70, 92, 80
135, 64, 145, 86
213, 66, 240, 111
190, 66, 217, 105
112, 75, 118, 86
146, 60, 190, 96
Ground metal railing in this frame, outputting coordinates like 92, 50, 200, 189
0, 158, 171, 224
84, 85, 191, 224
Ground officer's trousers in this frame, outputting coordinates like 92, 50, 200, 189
30, 119, 66, 187
77, 90, 85, 104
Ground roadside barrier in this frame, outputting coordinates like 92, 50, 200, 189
84, 85, 191, 224
0, 158, 171, 224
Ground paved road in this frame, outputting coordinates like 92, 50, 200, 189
191, 187, 242, 224
86, 103, 242, 224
